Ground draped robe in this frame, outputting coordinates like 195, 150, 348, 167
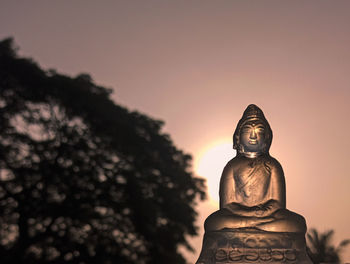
234, 159, 271, 206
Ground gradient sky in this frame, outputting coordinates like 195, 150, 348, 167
1, 1, 350, 262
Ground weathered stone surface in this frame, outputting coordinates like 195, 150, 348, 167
196, 228, 312, 264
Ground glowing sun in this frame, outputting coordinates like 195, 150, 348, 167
195, 141, 236, 204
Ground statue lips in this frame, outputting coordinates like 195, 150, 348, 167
248, 139, 258, 145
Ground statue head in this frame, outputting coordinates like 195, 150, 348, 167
233, 104, 273, 155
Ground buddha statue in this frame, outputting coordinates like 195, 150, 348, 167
204, 104, 306, 233
196, 104, 312, 264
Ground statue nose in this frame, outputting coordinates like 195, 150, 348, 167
250, 129, 257, 139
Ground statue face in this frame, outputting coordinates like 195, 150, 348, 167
239, 121, 266, 153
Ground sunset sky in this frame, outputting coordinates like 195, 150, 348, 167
1, 1, 350, 262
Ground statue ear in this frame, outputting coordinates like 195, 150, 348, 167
233, 132, 239, 150
263, 143, 268, 152
237, 136, 242, 151
240, 144, 245, 153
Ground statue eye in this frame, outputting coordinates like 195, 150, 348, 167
256, 125, 265, 132
242, 127, 251, 133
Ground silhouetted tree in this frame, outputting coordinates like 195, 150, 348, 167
0, 38, 206, 264
307, 228, 350, 264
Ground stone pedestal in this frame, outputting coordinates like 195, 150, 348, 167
196, 228, 312, 264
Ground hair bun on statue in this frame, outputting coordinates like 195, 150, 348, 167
242, 104, 265, 120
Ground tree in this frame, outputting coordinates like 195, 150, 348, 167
307, 228, 350, 264
0, 38, 206, 264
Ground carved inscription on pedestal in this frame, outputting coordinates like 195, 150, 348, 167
213, 235, 298, 262
215, 248, 297, 262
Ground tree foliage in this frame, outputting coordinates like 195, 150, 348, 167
307, 228, 350, 264
0, 38, 206, 264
